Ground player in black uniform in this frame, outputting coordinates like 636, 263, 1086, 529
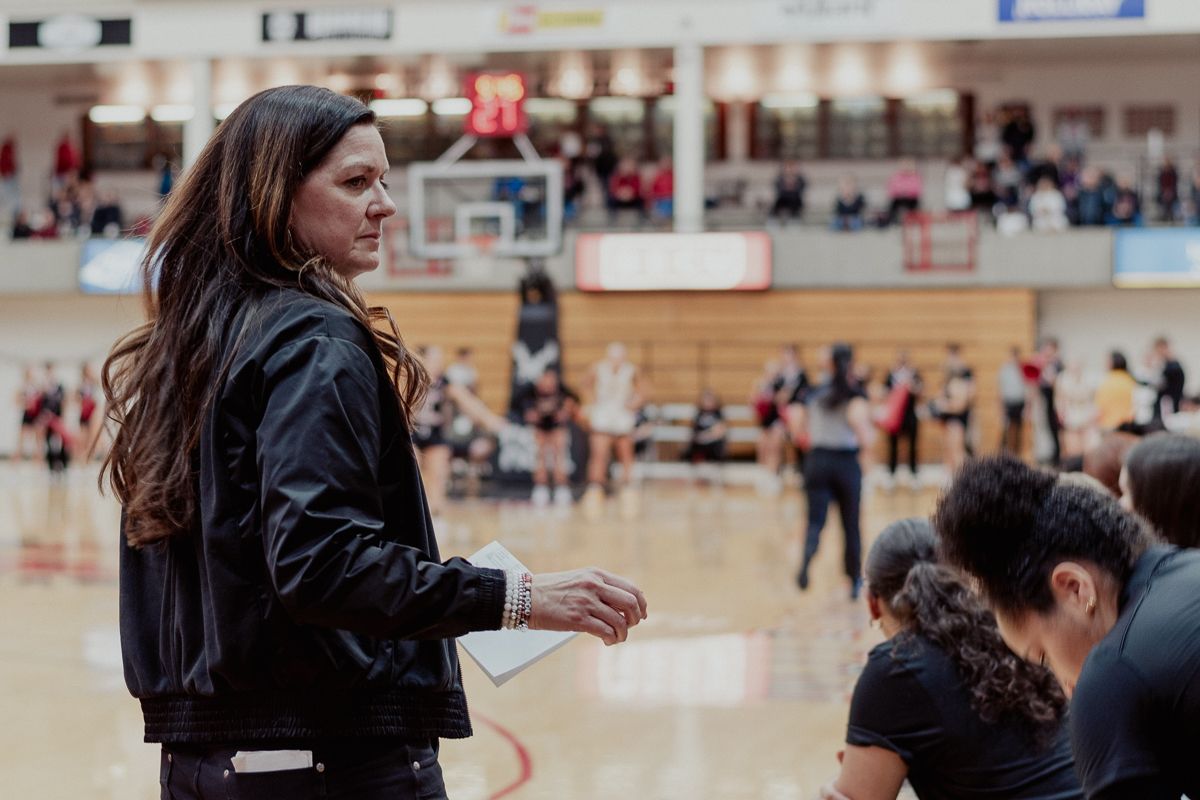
683, 389, 728, 483
519, 368, 578, 506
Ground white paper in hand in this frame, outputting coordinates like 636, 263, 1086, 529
458, 541, 576, 686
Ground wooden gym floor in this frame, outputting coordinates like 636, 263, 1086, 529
0, 461, 936, 799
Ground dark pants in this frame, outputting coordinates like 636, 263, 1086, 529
1041, 388, 1061, 466
802, 449, 862, 580
887, 420, 918, 475
770, 194, 804, 219
159, 740, 445, 800
1001, 401, 1025, 455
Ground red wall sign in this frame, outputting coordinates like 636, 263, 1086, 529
465, 72, 528, 137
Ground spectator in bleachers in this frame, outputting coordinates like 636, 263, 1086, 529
607, 157, 646, 224
769, 159, 807, 223
885, 158, 922, 226
1055, 109, 1090, 162
682, 388, 728, 470
1025, 145, 1061, 190
830, 175, 866, 232
1108, 174, 1141, 226
1058, 154, 1082, 197
1156, 157, 1180, 222
1072, 166, 1109, 226
1029, 177, 1069, 232
90, 189, 124, 237
587, 123, 618, 204
968, 162, 998, 215
649, 156, 674, 223
0, 134, 17, 219
52, 131, 80, 190
973, 110, 1002, 169
992, 153, 1023, 208
557, 155, 585, 223
943, 157, 971, 213
1000, 108, 1036, 166
10, 209, 33, 239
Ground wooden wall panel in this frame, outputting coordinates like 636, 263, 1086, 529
369, 289, 1037, 464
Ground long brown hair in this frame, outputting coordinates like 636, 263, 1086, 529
867, 518, 1068, 746
101, 85, 426, 547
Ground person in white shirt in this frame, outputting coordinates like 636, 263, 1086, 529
1029, 177, 1068, 232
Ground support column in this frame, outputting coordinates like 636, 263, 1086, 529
183, 58, 214, 169
673, 43, 705, 234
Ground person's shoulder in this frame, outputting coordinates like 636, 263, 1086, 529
255, 289, 372, 347
240, 289, 377, 370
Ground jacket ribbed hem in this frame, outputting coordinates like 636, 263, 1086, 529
140, 689, 472, 744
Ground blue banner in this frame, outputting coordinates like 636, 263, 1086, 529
999, 0, 1145, 22
1114, 229, 1200, 288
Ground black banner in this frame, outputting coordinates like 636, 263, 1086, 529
10, 17, 131, 49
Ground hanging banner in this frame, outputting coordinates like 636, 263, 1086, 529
261, 8, 392, 42
9, 15, 131, 49
752, 0, 900, 37
998, 0, 1145, 22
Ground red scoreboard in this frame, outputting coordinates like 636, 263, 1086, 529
465, 72, 529, 138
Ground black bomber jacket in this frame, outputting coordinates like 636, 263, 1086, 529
120, 289, 507, 744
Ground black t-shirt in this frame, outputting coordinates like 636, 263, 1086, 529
518, 383, 571, 429
772, 368, 810, 406
847, 634, 1082, 800
692, 408, 724, 438
1070, 546, 1200, 800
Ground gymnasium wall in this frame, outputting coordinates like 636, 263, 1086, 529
1039, 288, 1200, 391
371, 288, 1038, 464
0, 287, 1046, 464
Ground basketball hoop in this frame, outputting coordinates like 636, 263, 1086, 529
466, 233, 499, 258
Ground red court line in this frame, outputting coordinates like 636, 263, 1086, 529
475, 713, 533, 799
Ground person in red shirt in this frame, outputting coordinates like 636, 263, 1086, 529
53, 132, 80, 188
649, 156, 673, 222
607, 157, 646, 225
0, 136, 17, 220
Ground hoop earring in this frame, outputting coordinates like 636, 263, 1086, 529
869, 617, 881, 630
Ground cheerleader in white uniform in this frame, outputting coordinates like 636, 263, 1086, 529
585, 343, 642, 501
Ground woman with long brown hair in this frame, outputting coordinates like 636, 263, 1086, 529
102, 85, 646, 799
821, 518, 1081, 800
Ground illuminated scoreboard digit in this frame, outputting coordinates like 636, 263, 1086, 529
465, 72, 528, 137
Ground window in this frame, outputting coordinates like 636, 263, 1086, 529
525, 97, 580, 156
587, 96, 647, 160
651, 96, 719, 161
379, 114, 437, 164
753, 94, 820, 160
898, 90, 963, 159
87, 121, 152, 170
1052, 105, 1105, 139
1124, 105, 1176, 137
828, 96, 889, 159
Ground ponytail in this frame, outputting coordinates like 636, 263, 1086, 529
868, 519, 1067, 746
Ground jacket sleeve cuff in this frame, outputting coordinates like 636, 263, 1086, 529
473, 567, 508, 631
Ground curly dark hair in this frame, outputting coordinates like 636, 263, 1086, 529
1125, 433, 1200, 548
933, 455, 1151, 615
867, 518, 1067, 745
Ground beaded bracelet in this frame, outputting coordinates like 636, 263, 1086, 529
502, 570, 533, 631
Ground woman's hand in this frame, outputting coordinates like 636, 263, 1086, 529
529, 569, 648, 646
